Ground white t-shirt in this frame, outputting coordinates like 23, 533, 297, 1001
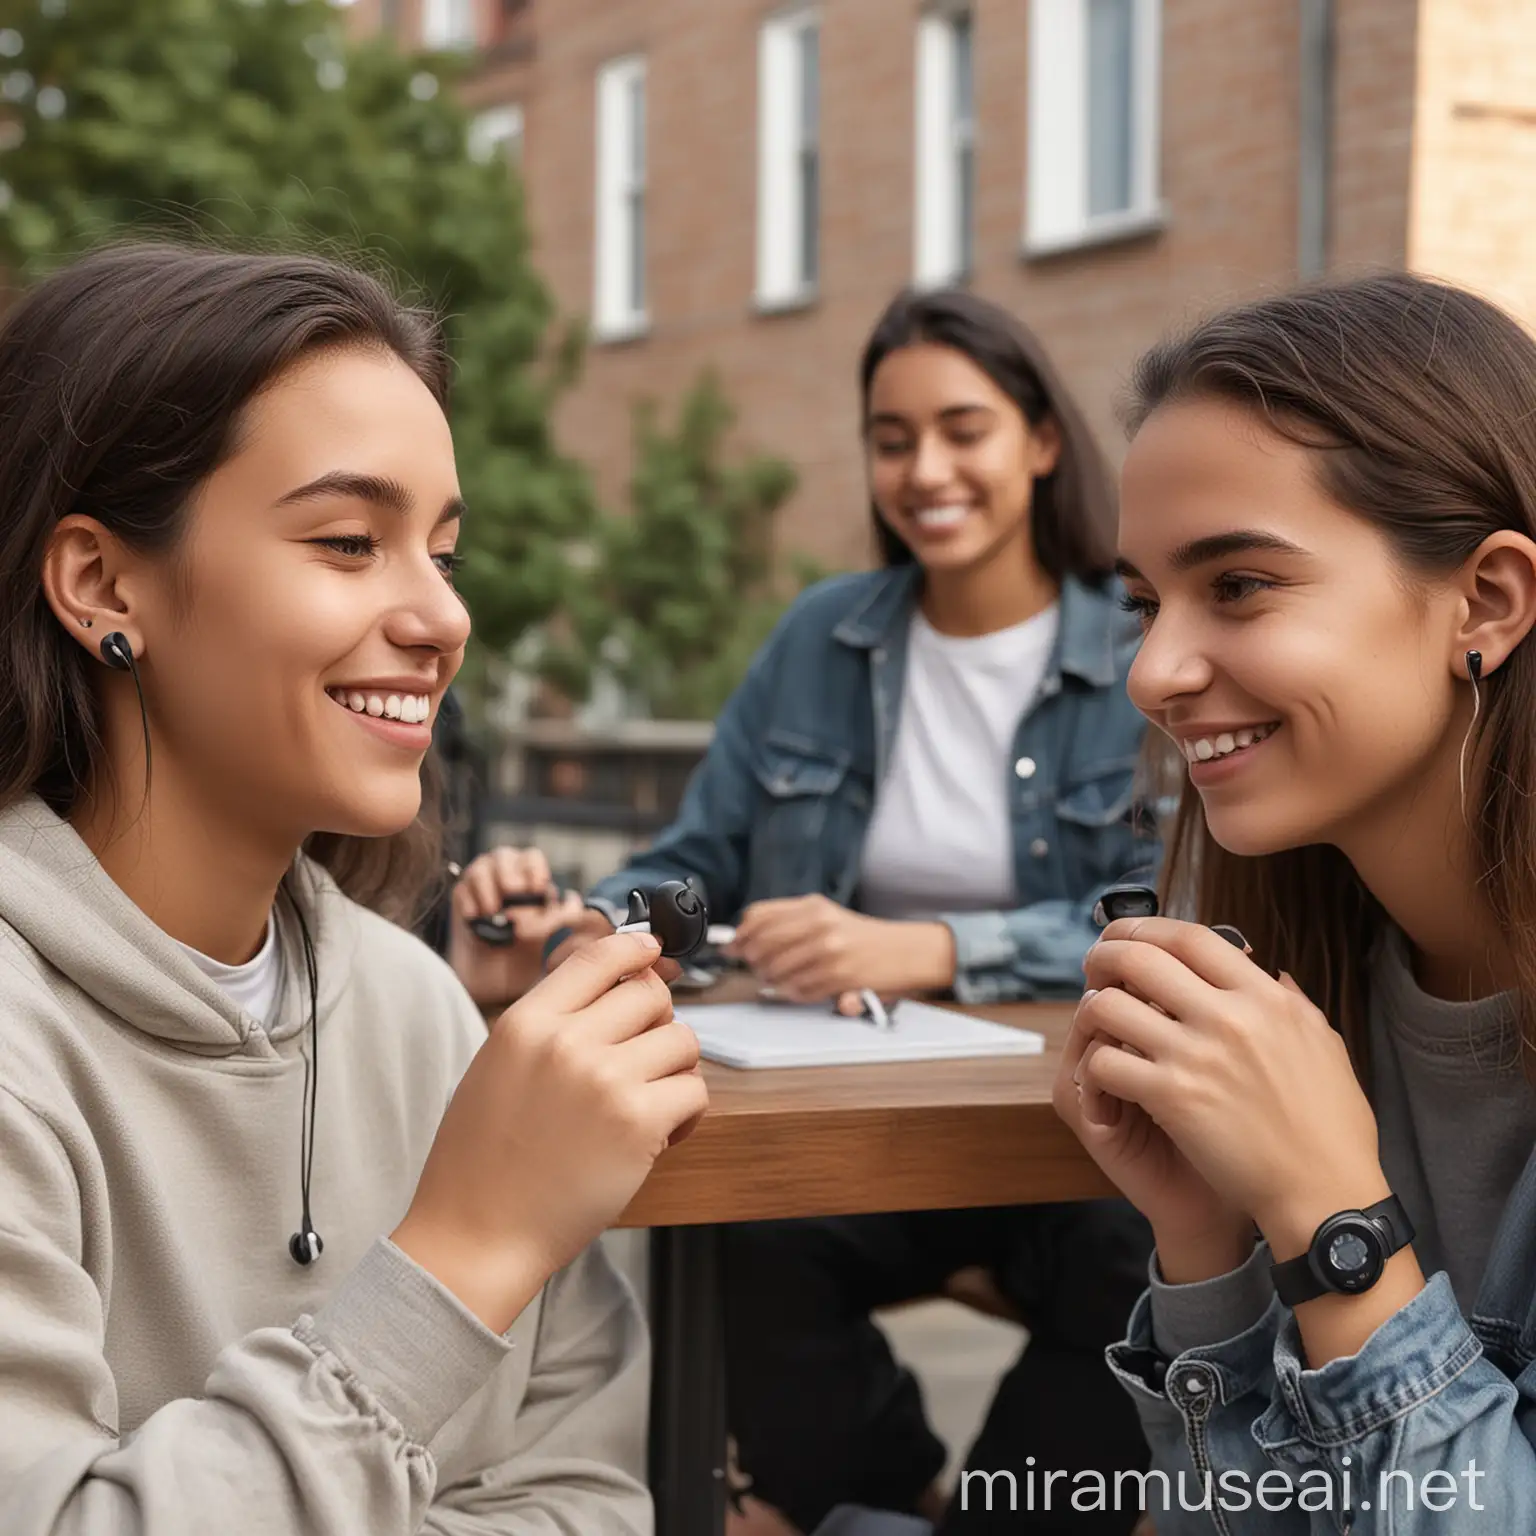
174, 912, 285, 1032
858, 604, 1059, 920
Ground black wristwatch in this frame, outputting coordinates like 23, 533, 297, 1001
1270, 1195, 1415, 1306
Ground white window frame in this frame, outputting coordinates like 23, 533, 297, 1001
469, 103, 523, 167
914, 7, 976, 287
593, 56, 648, 340
1024, 0, 1164, 257
755, 8, 821, 311
421, 0, 477, 51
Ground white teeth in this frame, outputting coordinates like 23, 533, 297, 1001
1182, 723, 1278, 764
914, 505, 970, 528
329, 688, 430, 723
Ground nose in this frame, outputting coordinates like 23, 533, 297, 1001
909, 430, 957, 492
384, 555, 472, 658
1126, 608, 1214, 719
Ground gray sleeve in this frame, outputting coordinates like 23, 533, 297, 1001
0, 1084, 511, 1535
1148, 1240, 1276, 1358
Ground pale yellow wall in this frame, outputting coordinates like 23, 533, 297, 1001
1409, 0, 1536, 327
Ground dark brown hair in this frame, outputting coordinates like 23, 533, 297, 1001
859, 287, 1119, 583
1127, 270, 1536, 1063
0, 241, 453, 927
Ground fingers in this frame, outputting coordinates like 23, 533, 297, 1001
751, 932, 833, 995
524, 932, 664, 1013
835, 991, 864, 1017
1077, 1038, 1123, 1128
1079, 1031, 1164, 1114
733, 896, 824, 953
641, 1071, 712, 1148
515, 891, 588, 945
1075, 985, 1184, 1061
616, 1017, 701, 1081
1096, 916, 1273, 991
1084, 939, 1219, 1023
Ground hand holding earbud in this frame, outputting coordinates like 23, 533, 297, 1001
1067, 916, 1386, 1276
448, 847, 587, 1008
393, 931, 708, 1334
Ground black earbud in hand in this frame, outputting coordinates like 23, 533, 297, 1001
1091, 884, 1278, 974
618, 880, 710, 960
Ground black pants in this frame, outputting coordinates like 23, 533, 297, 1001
723, 1201, 1153, 1534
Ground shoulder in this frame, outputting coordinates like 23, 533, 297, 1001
764, 569, 909, 653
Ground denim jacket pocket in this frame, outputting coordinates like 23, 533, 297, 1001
1053, 753, 1146, 890
748, 731, 870, 900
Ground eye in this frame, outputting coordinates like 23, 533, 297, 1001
432, 551, 463, 580
870, 436, 910, 458
312, 533, 379, 559
1117, 590, 1158, 627
1212, 573, 1274, 604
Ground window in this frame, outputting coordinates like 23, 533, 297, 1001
914, 9, 976, 286
469, 104, 523, 168
594, 57, 647, 338
1025, 0, 1162, 255
756, 10, 821, 309
421, 0, 477, 50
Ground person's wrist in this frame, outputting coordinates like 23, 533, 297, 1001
898, 921, 957, 992
1153, 1216, 1257, 1285
390, 1214, 552, 1336
1254, 1168, 1393, 1264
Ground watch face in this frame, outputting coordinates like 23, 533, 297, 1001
1317, 1215, 1385, 1293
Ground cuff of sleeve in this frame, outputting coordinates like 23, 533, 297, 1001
1109, 1276, 1282, 1411
299, 1236, 513, 1448
942, 911, 1032, 1005
1150, 1239, 1275, 1358
1257, 1269, 1483, 1448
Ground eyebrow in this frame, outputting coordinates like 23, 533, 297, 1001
276, 470, 466, 527
1114, 528, 1310, 583
866, 403, 997, 430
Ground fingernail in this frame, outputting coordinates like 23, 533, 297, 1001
1079, 987, 1099, 1006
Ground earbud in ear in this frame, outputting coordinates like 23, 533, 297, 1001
100, 632, 135, 672
1466, 649, 1483, 684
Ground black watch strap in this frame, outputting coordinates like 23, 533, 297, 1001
1271, 1195, 1415, 1307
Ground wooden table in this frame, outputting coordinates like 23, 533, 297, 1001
616, 997, 1116, 1536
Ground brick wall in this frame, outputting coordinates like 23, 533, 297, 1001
1409, 0, 1536, 328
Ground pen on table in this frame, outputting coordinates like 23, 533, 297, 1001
858, 988, 894, 1031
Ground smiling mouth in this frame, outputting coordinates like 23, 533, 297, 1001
910, 505, 973, 531
1180, 722, 1281, 764
325, 688, 431, 725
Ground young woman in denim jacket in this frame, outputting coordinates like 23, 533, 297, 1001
457, 288, 1158, 1534
1056, 272, 1536, 1533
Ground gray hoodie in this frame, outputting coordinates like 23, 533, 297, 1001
0, 796, 650, 1534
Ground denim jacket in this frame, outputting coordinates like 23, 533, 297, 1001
1106, 1171, 1536, 1532
583, 565, 1155, 1002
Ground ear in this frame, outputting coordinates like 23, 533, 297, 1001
1029, 414, 1063, 479
1455, 531, 1536, 678
41, 516, 141, 660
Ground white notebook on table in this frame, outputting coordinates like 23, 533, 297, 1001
678, 999, 1045, 1070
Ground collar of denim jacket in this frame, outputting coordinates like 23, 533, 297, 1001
831, 564, 1124, 691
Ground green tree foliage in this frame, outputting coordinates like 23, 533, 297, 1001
0, 0, 594, 669
547, 371, 823, 721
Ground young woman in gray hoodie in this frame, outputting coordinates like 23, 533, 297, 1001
0, 242, 706, 1533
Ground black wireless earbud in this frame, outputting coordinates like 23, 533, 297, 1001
621, 880, 710, 960
1091, 884, 1161, 929
1091, 883, 1279, 974
467, 890, 557, 947
1466, 649, 1483, 684
100, 631, 135, 672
